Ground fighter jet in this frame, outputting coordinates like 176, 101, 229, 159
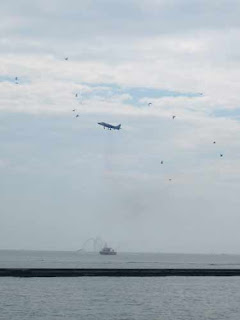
98, 122, 121, 130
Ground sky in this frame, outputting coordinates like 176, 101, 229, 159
1, 0, 240, 253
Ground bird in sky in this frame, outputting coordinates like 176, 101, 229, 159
172, 115, 176, 119
65, 57, 68, 61
220, 154, 223, 157
76, 114, 79, 118
161, 161, 163, 164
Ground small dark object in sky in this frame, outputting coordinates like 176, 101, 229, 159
75, 93, 78, 97
65, 57, 68, 61
169, 178, 172, 181
161, 161, 163, 164
220, 154, 223, 157
148, 102, 152, 106
172, 115, 176, 119
72, 109, 76, 112
76, 114, 79, 117
213, 141, 216, 144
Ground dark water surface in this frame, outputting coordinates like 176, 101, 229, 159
1, 251, 240, 319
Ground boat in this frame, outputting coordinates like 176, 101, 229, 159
99, 245, 117, 255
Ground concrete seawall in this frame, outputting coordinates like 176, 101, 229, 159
1, 268, 240, 277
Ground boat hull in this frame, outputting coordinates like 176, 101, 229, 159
99, 251, 117, 255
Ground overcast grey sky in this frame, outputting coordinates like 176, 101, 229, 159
1, 0, 240, 253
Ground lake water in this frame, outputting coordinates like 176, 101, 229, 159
1, 251, 240, 319
1, 250, 240, 269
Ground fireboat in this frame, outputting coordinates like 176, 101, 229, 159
99, 244, 117, 255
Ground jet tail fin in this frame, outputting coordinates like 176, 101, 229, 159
116, 124, 121, 130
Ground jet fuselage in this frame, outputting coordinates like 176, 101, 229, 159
98, 122, 121, 130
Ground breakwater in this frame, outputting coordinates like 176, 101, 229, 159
1, 268, 240, 277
